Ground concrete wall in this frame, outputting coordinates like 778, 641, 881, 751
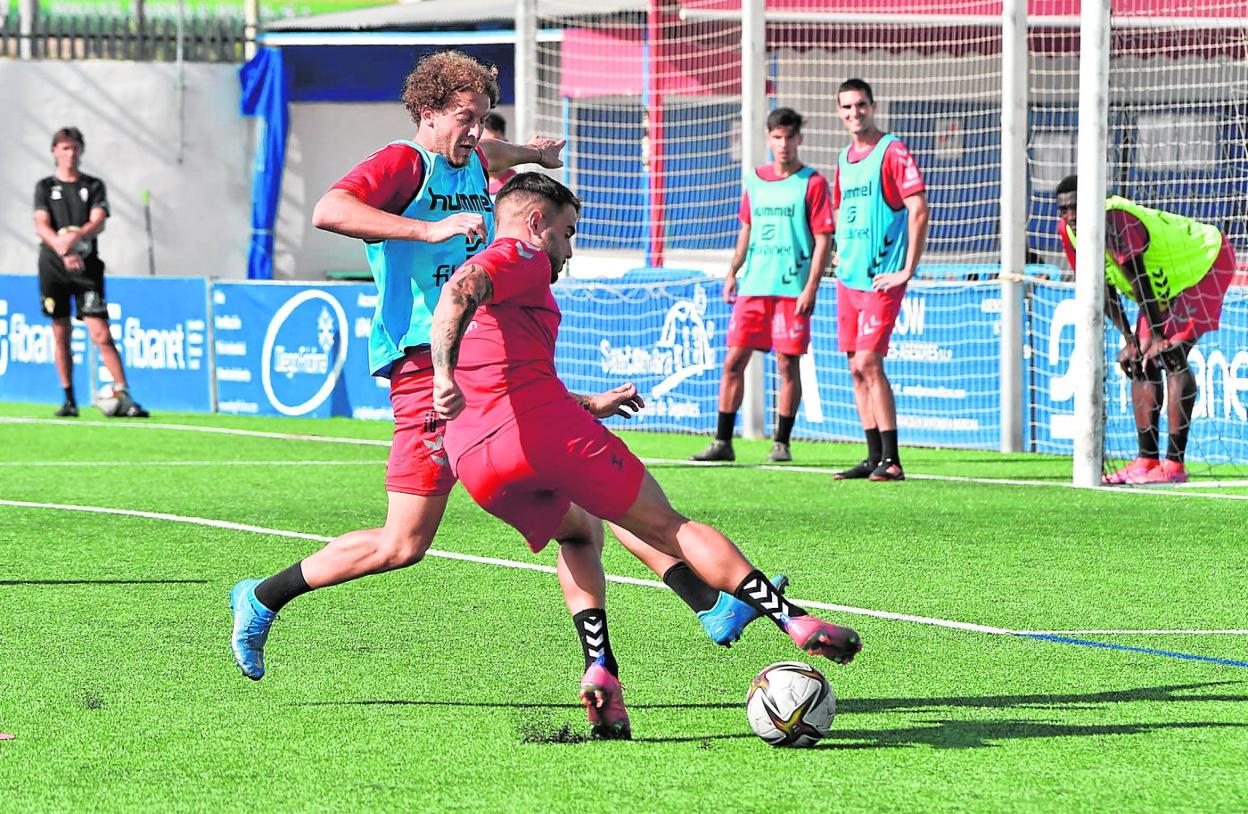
0, 60, 251, 281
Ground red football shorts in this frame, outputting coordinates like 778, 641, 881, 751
837, 281, 907, 355
452, 398, 646, 553
727, 295, 811, 356
1139, 237, 1236, 343
385, 347, 457, 497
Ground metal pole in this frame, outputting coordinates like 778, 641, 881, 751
514, 0, 537, 142
645, 0, 666, 268
739, 0, 766, 440
1072, 0, 1110, 488
998, 0, 1027, 453
244, 0, 259, 60
18, 0, 36, 59
176, 0, 186, 165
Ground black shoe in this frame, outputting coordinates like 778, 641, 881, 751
834, 458, 876, 480
54, 401, 79, 418
766, 442, 792, 463
691, 439, 734, 462
868, 458, 905, 481
114, 393, 150, 418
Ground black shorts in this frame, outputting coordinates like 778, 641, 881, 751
38, 252, 108, 320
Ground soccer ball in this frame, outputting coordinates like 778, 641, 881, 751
94, 385, 121, 416
746, 661, 835, 747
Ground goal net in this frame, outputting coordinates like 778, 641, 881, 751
532, 1, 1248, 480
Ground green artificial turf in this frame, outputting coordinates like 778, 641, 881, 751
0, 403, 1245, 813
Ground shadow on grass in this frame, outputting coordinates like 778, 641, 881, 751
302, 682, 1248, 749
0, 579, 210, 585
821, 719, 1248, 750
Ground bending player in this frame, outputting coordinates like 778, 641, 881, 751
229, 51, 773, 682
430, 172, 862, 739
1055, 175, 1236, 484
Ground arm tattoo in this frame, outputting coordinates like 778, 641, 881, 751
431, 265, 494, 371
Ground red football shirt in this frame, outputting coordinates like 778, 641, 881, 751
443, 237, 570, 459
331, 143, 490, 212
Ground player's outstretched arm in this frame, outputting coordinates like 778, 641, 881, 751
479, 136, 566, 172
430, 264, 495, 420
312, 189, 486, 244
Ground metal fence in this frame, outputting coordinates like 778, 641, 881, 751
0, 14, 246, 62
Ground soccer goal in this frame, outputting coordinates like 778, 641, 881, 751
524, 0, 1248, 485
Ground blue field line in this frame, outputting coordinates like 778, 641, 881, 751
1019, 633, 1248, 668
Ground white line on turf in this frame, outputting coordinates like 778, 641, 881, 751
4, 497, 1243, 638
1014, 629, 1248, 636
0, 416, 391, 446
5, 416, 1247, 501
0, 460, 383, 467
0, 497, 1014, 634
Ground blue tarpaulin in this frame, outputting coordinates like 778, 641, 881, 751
239, 47, 289, 281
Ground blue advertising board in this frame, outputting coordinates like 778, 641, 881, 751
553, 275, 731, 432
0, 273, 93, 406
782, 280, 1003, 448
212, 281, 391, 419
98, 277, 212, 413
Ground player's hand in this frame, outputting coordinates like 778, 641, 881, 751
796, 288, 817, 316
432, 371, 465, 420
528, 137, 566, 169
425, 213, 487, 244
51, 233, 77, 256
872, 269, 912, 291
586, 383, 645, 419
61, 252, 85, 272
722, 274, 737, 303
1117, 338, 1142, 378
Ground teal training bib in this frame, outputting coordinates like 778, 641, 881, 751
365, 141, 494, 376
835, 134, 908, 291
738, 166, 816, 297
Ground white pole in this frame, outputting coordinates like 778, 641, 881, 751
514, 0, 537, 143
998, 0, 1027, 453
18, 0, 36, 59
1072, 0, 1110, 488
739, 0, 766, 440
244, 0, 259, 60
176, 0, 186, 165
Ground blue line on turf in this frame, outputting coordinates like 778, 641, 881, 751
1019, 633, 1248, 668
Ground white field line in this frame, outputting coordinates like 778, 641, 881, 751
7, 419, 1248, 501
0, 416, 391, 447
2, 497, 1244, 637
1015, 629, 1248, 635
0, 460, 383, 467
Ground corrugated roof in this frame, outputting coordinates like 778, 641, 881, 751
261, 0, 647, 32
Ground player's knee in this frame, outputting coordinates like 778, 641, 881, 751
375, 530, 431, 569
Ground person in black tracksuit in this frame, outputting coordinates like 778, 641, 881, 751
32, 127, 147, 418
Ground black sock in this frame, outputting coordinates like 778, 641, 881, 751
572, 608, 619, 676
733, 570, 806, 631
254, 561, 312, 612
775, 414, 796, 446
1138, 426, 1160, 459
662, 562, 720, 614
881, 429, 900, 463
716, 411, 737, 443
1166, 430, 1189, 464
63, 387, 76, 406
865, 427, 882, 463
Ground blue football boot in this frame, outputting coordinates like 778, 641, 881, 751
698, 573, 789, 646
230, 579, 277, 680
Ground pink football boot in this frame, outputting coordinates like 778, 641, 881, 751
579, 660, 631, 740
1103, 457, 1159, 485
785, 615, 862, 665
1138, 459, 1188, 484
